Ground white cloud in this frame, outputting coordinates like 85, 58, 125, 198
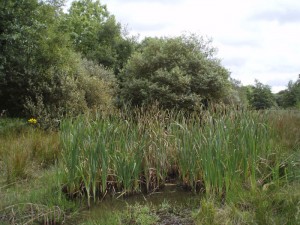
67, 0, 300, 92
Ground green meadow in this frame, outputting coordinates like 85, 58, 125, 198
1, 107, 299, 224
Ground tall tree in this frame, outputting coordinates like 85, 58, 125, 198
67, 0, 135, 73
248, 80, 275, 110
276, 77, 300, 108
0, 0, 42, 115
0, 0, 80, 116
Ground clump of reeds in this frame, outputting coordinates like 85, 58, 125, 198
60, 105, 286, 206
174, 106, 274, 195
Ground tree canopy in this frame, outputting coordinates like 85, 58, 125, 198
67, 0, 135, 73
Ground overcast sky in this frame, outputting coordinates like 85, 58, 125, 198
66, 0, 300, 93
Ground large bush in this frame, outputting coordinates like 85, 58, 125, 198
24, 57, 116, 129
119, 34, 230, 110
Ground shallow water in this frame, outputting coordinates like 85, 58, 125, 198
73, 184, 202, 224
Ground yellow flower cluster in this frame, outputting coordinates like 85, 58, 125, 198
28, 118, 37, 124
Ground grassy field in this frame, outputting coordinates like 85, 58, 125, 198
0, 107, 299, 224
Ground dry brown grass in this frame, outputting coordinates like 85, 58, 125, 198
269, 110, 300, 149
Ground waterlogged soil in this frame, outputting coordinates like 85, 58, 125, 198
75, 184, 201, 224
156, 208, 195, 225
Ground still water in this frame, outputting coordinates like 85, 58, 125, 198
70, 184, 202, 224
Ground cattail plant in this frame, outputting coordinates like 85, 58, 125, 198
60, 105, 280, 206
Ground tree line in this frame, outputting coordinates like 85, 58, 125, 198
1, 0, 299, 127
231, 78, 300, 110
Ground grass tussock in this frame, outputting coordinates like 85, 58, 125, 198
0, 118, 60, 183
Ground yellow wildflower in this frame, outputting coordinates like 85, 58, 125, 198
28, 118, 37, 124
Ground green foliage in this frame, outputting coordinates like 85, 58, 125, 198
1, 111, 299, 224
60, 113, 145, 207
276, 78, 300, 109
0, 0, 117, 125
23, 55, 116, 129
0, 118, 26, 137
0, 119, 77, 224
78, 59, 116, 109
0, 0, 41, 114
119, 34, 230, 110
0, 0, 74, 116
1, 1, 299, 223
79, 217, 121, 225
226, 78, 249, 106
193, 182, 300, 225
248, 80, 276, 110
67, 0, 135, 74
123, 203, 159, 225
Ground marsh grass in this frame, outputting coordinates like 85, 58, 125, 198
60, 105, 289, 206
192, 109, 300, 225
0, 167, 78, 225
1, 109, 299, 224
0, 118, 60, 183
193, 182, 300, 225
269, 110, 300, 181
0, 118, 72, 224
123, 203, 159, 225
1, 203, 65, 225
269, 110, 300, 150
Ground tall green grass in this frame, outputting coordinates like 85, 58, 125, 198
172, 107, 274, 194
60, 106, 289, 206
61, 113, 143, 207
0, 118, 70, 224
0, 167, 78, 225
0, 118, 60, 183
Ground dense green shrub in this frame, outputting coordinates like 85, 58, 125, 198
247, 80, 276, 110
24, 57, 116, 129
276, 78, 300, 109
119, 34, 230, 110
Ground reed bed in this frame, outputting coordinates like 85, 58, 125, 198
60, 106, 284, 206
